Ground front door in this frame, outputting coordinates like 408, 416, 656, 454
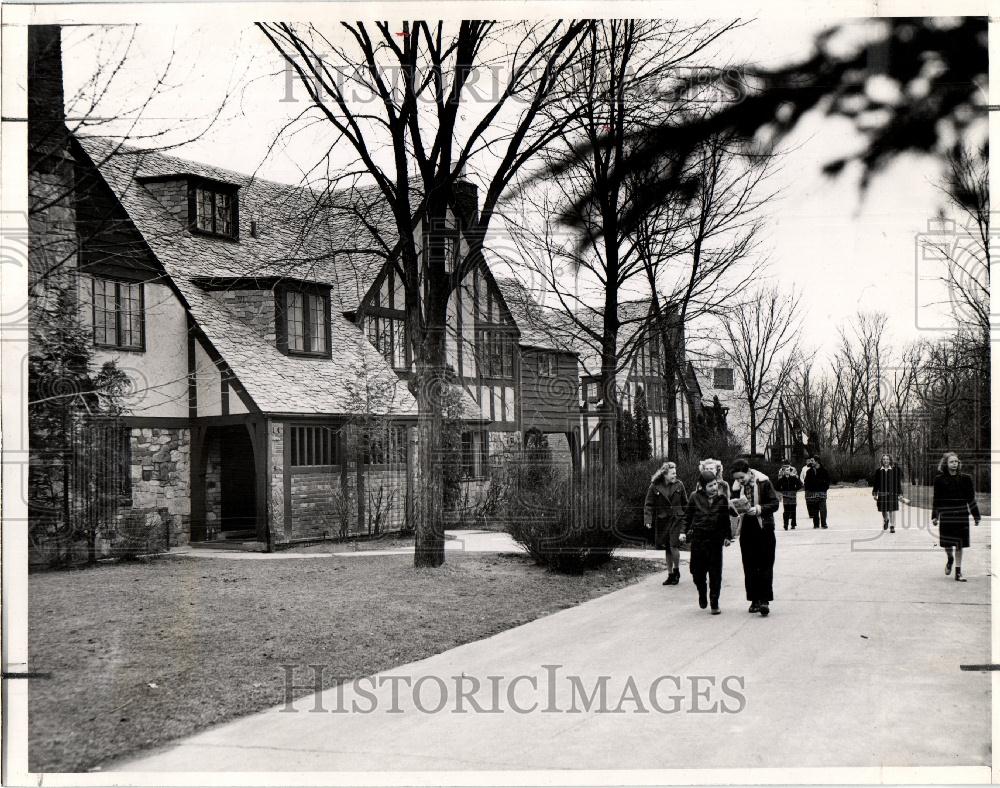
220, 426, 256, 533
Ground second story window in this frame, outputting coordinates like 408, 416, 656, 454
537, 352, 556, 377
277, 285, 331, 358
92, 276, 144, 351
713, 366, 735, 390
190, 181, 238, 239
367, 316, 407, 370
477, 329, 515, 378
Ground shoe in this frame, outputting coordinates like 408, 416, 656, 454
759, 603, 770, 617
698, 588, 708, 609
946, 556, 953, 575
784, 524, 788, 530
669, 570, 680, 585
662, 577, 672, 585
883, 523, 888, 531
890, 527, 895, 533
748, 601, 760, 613
955, 567, 966, 582
813, 525, 819, 529
711, 606, 721, 615
791, 525, 796, 530
821, 525, 828, 529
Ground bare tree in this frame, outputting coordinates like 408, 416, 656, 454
257, 21, 593, 566
721, 285, 802, 456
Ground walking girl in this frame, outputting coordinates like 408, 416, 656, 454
679, 470, 733, 614
932, 452, 981, 582
870, 454, 903, 533
731, 459, 780, 617
644, 462, 688, 586
774, 460, 803, 530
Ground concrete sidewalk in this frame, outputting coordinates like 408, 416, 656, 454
114, 487, 991, 772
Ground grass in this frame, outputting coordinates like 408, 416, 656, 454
902, 482, 991, 516
279, 534, 418, 553
29, 552, 658, 772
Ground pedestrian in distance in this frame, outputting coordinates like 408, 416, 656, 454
774, 459, 803, 530
731, 458, 780, 617
932, 452, 981, 582
679, 470, 733, 614
802, 456, 831, 529
644, 461, 688, 586
869, 453, 903, 533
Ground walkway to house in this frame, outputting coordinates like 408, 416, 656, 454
114, 487, 990, 774
173, 530, 662, 560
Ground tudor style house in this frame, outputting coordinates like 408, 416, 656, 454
27, 26, 715, 557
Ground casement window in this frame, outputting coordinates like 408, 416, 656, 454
366, 315, 408, 370
476, 328, 515, 378
191, 184, 238, 239
277, 286, 331, 358
289, 425, 338, 467
461, 431, 490, 479
537, 352, 556, 378
92, 276, 144, 351
713, 366, 735, 390
581, 377, 602, 405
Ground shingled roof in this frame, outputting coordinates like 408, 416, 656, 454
75, 136, 418, 417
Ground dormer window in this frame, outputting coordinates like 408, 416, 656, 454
275, 283, 331, 358
188, 178, 239, 240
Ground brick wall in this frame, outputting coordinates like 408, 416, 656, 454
286, 466, 407, 543
127, 427, 192, 546
207, 288, 276, 344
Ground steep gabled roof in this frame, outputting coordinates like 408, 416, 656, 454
75, 136, 416, 417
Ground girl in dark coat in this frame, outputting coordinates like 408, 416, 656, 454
869, 454, 903, 533
679, 471, 732, 614
932, 452, 981, 582
644, 462, 688, 586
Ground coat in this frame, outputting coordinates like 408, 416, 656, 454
644, 478, 688, 549
802, 466, 831, 499
683, 489, 732, 546
932, 472, 980, 548
731, 471, 780, 531
774, 470, 803, 504
869, 465, 902, 513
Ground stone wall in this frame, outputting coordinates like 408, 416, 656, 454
203, 431, 222, 540
128, 427, 192, 547
143, 179, 189, 227
269, 422, 286, 542
209, 289, 276, 344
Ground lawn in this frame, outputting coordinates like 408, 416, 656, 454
29, 552, 658, 772
902, 482, 992, 516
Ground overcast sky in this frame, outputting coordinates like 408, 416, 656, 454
58, 17, 975, 364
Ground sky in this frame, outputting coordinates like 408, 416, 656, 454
57, 17, 975, 364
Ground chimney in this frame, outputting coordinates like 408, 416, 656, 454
452, 179, 479, 227
28, 25, 67, 158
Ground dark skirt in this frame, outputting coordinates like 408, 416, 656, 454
938, 510, 971, 548
875, 493, 899, 513
654, 516, 684, 550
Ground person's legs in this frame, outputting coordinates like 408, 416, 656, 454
788, 504, 797, 529
819, 498, 828, 528
887, 509, 896, 532
758, 529, 776, 607
954, 545, 966, 580
669, 546, 681, 581
708, 542, 723, 610
740, 521, 761, 608
690, 545, 709, 607
807, 499, 819, 528
944, 545, 954, 575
